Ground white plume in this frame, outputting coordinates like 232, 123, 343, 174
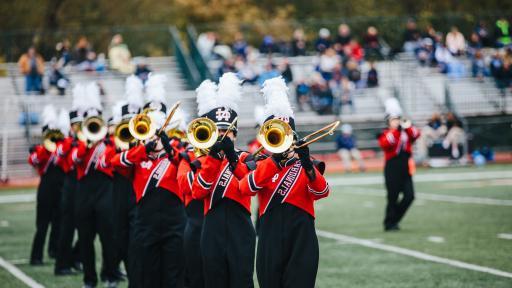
145, 74, 167, 105
254, 105, 266, 126
166, 107, 189, 131
261, 76, 293, 119
57, 108, 70, 135
42, 105, 58, 129
195, 79, 218, 116
111, 101, 126, 125
125, 75, 144, 110
84, 82, 103, 111
217, 72, 241, 112
147, 110, 166, 130
385, 97, 403, 117
71, 83, 87, 112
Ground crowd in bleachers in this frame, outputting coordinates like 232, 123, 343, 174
17, 34, 152, 95
197, 24, 383, 115
404, 17, 512, 94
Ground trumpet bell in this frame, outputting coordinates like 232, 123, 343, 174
114, 121, 135, 150
257, 119, 294, 154
129, 113, 157, 141
186, 117, 218, 149
82, 116, 108, 143
42, 129, 64, 152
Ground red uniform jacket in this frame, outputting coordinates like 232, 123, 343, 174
240, 157, 329, 218
378, 126, 420, 161
70, 141, 110, 180
55, 137, 74, 173
177, 148, 199, 207
96, 138, 116, 178
111, 145, 182, 203
28, 145, 55, 176
192, 151, 252, 215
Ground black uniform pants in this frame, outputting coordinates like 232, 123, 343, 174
137, 187, 186, 288
256, 203, 319, 288
384, 152, 415, 228
184, 200, 205, 288
112, 173, 134, 272
75, 171, 116, 286
200, 198, 255, 288
30, 165, 64, 262
55, 171, 80, 271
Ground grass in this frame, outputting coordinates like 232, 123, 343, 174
0, 164, 511, 287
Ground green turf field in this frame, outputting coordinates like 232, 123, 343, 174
0, 164, 511, 287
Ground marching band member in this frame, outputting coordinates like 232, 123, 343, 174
378, 98, 420, 231
239, 77, 330, 288
111, 74, 186, 288
191, 73, 256, 288
70, 82, 117, 288
29, 105, 65, 266
54, 106, 82, 275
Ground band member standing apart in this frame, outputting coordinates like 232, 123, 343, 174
70, 82, 117, 288
54, 106, 82, 275
239, 77, 330, 288
378, 98, 420, 231
112, 74, 186, 288
28, 105, 65, 265
100, 76, 145, 287
191, 73, 256, 288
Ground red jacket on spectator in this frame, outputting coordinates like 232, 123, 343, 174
239, 157, 329, 218
378, 126, 420, 161
28, 145, 55, 176
191, 152, 252, 215
111, 144, 182, 203
70, 140, 109, 180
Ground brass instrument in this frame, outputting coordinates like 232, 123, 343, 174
82, 115, 108, 144
166, 129, 186, 140
129, 101, 181, 141
400, 118, 412, 129
43, 129, 65, 152
186, 117, 219, 149
114, 120, 135, 150
257, 119, 340, 154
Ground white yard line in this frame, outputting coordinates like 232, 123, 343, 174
316, 230, 512, 279
334, 186, 512, 206
0, 194, 35, 204
0, 257, 44, 288
327, 170, 512, 186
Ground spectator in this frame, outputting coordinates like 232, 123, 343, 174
417, 113, 447, 162
443, 113, 466, 159
490, 51, 508, 91
446, 26, 465, 56
310, 73, 333, 114
337, 77, 355, 114
467, 32, 482, 58
494, 17, 511, 47
291, 28, 307, 56
77, 51, 100, 72
314, 28, 332, 53
295, 79, 310, 111
279, 58, 293, 84
344, 60, 361, 84
403, 19, 421, 53
134, 57, 152, 83
317, 48, 340, 81
48, 58, 69, 96
363, 26, 381, 59
343, 39, 364, 62
416, 38, 435, 66
435, 38, 455, 73
55, 39, 72, 67
335, 24, 352, 54
474, 21, 492, 47
336, 124, 365, 172
232, 32, 248, 57
234, 55, 259, 83
367, 61, 378, 87
471, 50, 488, 80
108, 34, 135, 74
74, 36, 91, 64
260, 35, 279, 54
217, 57, 236, 78
257, 61, 280, 86
18, 46, 45, 95
197, 32, 217, 60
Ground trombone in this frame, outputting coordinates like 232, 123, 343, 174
257, 119, 340, 154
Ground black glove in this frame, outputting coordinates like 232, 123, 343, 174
158, 131, 174, 158
208, 141, 223, 159
71, 140, 79, 148
295, 140, 313, 171
190, 159, 202, 173
219, 137, 237, 164
29, 145, 37, 154
271, 152, 286, 165
129, 141, 137, 149
103, 137, 112, 146
145, 140, 157, 154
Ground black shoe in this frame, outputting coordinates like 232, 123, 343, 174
30, 259, 43, 266
48, 250, 56, 259
384, 224, 400, 231
113, 269, 126, 282
55, 268, 75, 276
73, 261, 83, 272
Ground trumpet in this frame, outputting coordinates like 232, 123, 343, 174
257, 119, 340, 154
114, 120, 135, 150
82, 115, 108, 144
186, 117, 219, 149
129, 101, 181, 141
43, 129, 65, 152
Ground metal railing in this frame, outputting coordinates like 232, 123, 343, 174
169, 26, 200, 89
186, 25, 213, 81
